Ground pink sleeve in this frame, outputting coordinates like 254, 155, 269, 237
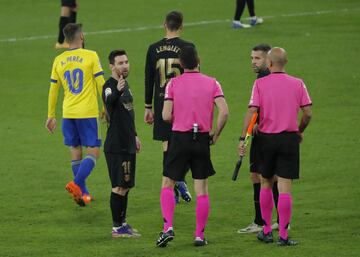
249, 81, 259, 107
214, 80, 224, 98
165, 79, 174, 100
300, 81, 312, 107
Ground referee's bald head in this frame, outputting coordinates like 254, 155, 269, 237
268, 47, 288, 68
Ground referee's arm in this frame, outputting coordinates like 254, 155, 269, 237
212, 97, 229, 144
299, 105, 312, 133
162, 100, 173, 123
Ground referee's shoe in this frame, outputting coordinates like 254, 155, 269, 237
257, 230, 274, 243
194, 237, 208, 247
156, 228, 175, 247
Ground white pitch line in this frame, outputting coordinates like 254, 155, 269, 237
0, 8, 358, 43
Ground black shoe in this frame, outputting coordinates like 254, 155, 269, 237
277, 237, 298, 246
257, 230, 274, 243
194, 237, 208, 247
156, 229, 175, 247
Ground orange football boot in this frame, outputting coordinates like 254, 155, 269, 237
82, 194, 94, 205
65, 181, 85, 206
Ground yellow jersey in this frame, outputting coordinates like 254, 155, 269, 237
48, 48, 105, 118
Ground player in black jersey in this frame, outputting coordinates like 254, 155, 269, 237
103, 49, 141, 238
55, 0, 78, 49
237, 44, 283, 234
144, 11, 194, 203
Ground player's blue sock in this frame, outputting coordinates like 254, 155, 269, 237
74, 155, 96, 194
71, 160, 81, 177
77, 181, 89, 195
72, 159, 89, 195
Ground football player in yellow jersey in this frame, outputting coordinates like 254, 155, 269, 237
46, 23, 105, 206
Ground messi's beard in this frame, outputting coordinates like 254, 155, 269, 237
121, 70, 129, 79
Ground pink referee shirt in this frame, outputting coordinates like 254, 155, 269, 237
165, 71, 224, 132
249, 72, 312, 133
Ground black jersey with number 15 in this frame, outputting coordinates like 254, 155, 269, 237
144, 37, 195, 110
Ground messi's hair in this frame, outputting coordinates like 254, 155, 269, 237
179, 45, 199, 70
108, 49, 127, 64
63, 23, 83, 43
252, 43, 271, 53
165, 11, 183, 31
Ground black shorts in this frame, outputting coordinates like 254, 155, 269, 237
249, 134, 261, 173
105, 152, 136, 188
61, 0, 77, 8
258, 132, 300, 180
153, 114, 172, 141
153, 98, 172, 141
164, 132, 215, 180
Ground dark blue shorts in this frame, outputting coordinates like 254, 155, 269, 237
62, 118, 101, 147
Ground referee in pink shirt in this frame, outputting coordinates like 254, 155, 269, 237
238, 47, 312, 246
156, 46, 229, 247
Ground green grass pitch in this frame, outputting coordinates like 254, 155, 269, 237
0, 0, 359, 256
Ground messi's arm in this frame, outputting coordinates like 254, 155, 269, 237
103, 83, 121, 108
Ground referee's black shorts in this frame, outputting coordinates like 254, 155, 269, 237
164, 132, 215, 180
258, 132, 300, 180
61, 0, 77, 8
105, 152, 136, 189
249, 134, 261, 173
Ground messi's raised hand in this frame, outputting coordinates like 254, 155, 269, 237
117, 75, 126, 93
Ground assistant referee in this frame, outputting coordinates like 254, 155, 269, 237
156, 46, 229, 247
238, 47, 312, 246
